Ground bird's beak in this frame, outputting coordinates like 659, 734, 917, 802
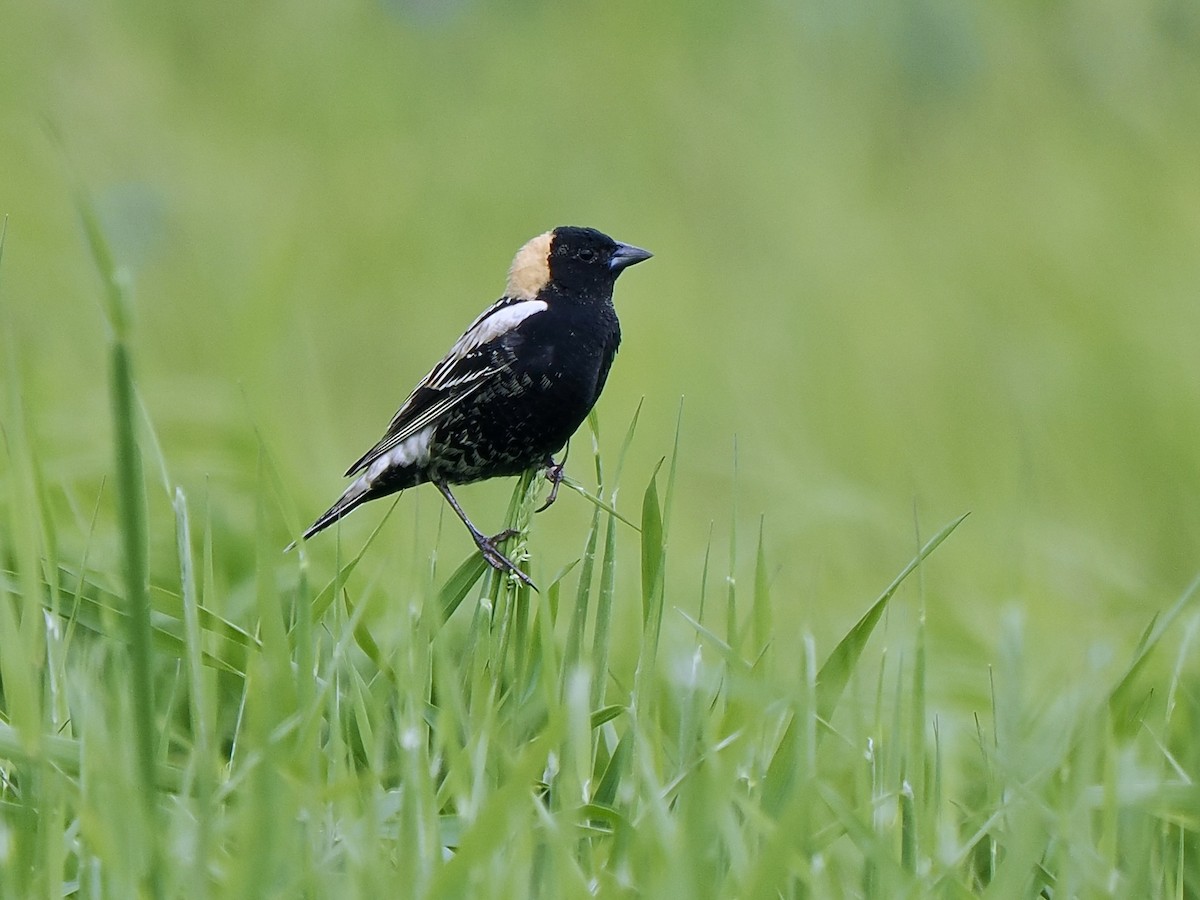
609, 242, 653, 272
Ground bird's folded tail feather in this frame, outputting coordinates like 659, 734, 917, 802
286, 475, 377, 551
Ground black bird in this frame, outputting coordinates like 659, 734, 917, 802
293, 226, 652, 584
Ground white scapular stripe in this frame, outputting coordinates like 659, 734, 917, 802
346, 295, 547, 479
365, 424, 434, 482
447, 299, 547, 361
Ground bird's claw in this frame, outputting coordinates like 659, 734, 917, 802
476, 531, 535, 588
534, 460, 566, 514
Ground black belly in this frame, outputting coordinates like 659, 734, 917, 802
427, 366, 597, 484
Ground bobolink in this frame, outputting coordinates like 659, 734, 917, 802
294, 226, 652, 585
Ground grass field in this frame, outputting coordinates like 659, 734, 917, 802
2, 0, 1200, 895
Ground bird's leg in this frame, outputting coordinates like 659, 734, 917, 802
534, 455, 566, 514
435, 481, 534, 588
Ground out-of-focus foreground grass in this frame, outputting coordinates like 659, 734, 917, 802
3, 1, 1199, 705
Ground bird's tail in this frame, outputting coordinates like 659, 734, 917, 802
285, 475, 377, 552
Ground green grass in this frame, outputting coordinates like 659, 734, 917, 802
3, 0, 1200, 894
1, 226, 1198, 895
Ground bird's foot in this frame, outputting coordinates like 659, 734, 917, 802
475, 531, 535, 588
534, 459, 566, 513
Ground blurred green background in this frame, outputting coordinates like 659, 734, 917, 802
3, 0, 1199, 686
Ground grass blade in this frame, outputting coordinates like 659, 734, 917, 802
78, 189, 163, 894
439, 554, 489, 621
760, 513, 968, 822
1108, 571, 1200, 727
816, 512, 969, 723
752, 515, 771, 657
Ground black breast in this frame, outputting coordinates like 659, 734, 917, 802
428, 299, 621, 484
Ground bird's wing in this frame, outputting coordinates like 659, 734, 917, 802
343, 295, 549, 478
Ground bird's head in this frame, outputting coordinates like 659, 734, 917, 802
506, 226, 652, 300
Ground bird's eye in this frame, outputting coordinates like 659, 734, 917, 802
578, 248, 597, 262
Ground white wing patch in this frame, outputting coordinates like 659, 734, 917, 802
452, 299, 548, 359
364, 425, 434, 483
344, 293, 548, 479
425, 298, 547, 389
